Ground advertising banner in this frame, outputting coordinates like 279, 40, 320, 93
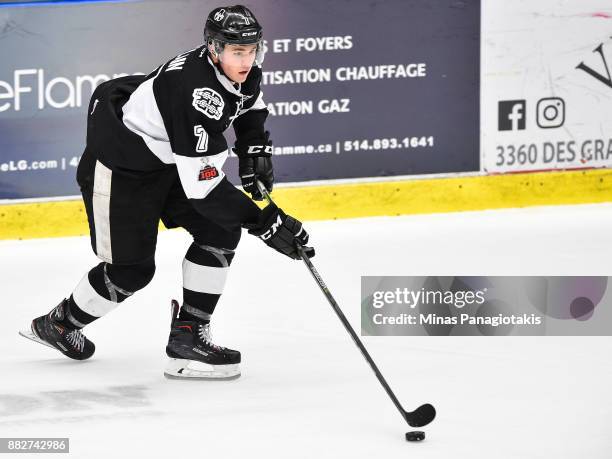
0, 0, 480, 199
483, 0, 612, 173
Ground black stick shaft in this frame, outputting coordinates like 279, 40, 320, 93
256, 182, 408, 423
296, 246, 409, 423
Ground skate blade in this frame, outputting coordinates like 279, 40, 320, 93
19, 326, 56, 350
164, 358, 241, 380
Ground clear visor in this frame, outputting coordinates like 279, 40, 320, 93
210, 39, 265, 66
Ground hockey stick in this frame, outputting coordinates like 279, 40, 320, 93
255, 181, 436, 428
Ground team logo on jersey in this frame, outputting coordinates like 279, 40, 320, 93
198, 165, 219, 181
192, 88, 225, 120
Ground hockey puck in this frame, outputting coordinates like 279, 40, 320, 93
405, 431, 425, 442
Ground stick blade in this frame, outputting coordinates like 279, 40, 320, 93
405, 403, 436, 427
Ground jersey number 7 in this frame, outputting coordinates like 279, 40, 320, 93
194, 125, 209, 153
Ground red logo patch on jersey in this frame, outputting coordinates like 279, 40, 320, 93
198, 165, 219, 181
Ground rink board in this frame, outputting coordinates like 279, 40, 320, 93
0, 0, 480, 199
2, 168, 611, 240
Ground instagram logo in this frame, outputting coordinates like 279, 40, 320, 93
536, 97, 565, 129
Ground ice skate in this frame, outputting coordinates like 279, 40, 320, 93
19, 299, 95, 360
164, 300, 241, 380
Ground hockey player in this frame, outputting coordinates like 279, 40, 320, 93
20, 5, 313, 380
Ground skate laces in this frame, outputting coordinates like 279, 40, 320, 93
66, 329, 86, 352
198, 323, 222, 351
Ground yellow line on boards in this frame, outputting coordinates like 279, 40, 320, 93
1, 169, 611, 240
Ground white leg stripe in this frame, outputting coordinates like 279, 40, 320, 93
72, 273, 118, 318
93, 161, 113, 263
182, 259, 229, 294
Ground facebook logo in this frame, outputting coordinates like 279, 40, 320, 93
498, 100, 526, 131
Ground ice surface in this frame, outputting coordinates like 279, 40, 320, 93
1, 203, 611, 458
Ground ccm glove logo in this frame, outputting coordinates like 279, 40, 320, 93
247, 145, 273, 155
260, 215, 283, 240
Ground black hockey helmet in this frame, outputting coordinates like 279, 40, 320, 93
204, 5, 263, 46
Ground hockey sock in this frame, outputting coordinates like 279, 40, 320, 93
60, 259, 155, 328
180, 243, 235, 323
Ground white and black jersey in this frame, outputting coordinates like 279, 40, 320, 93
84, 44, 268, 231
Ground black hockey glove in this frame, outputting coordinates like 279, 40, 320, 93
234, 131, 274, 201
246, 204, 315, 260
